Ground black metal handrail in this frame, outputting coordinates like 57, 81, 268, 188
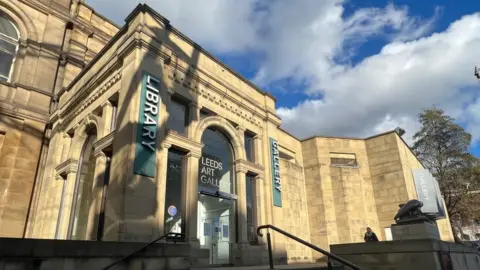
257, 225, 362, 270
101, 232, 185, 270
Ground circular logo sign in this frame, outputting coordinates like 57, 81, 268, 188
168, 205, 177, 217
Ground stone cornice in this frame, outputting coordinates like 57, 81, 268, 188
135, 30, 265, 128
235, 159, 265, 177
93, 131, 115, 157
163, 55, 264, 128
55, 158, 79, 179
140, 4, 275, 102
61, 70, 122, 127
165, 130, 203, 155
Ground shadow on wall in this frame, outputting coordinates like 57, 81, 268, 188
98, 20, 203, 243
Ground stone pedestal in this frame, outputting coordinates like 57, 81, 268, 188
391, 222, 440, 241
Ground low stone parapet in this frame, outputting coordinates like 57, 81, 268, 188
0, 237, 209, 270
330, 239, 480, 270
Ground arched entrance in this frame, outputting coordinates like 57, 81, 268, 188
197, 127, 236, 265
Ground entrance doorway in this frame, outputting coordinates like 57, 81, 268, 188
198, 193, 235, 265
198, 127, 237, 265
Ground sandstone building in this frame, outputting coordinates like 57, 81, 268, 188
0, 0, 453, 265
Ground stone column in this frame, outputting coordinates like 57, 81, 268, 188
236, 126, 246, 149
155, 142, 171, 237
187, 102, 201, 139
236, 166, 249, 245
253, 135, 262, 165
85, 151, 108, 240
56, 171, 77, 239
164, 88, 174, 132
254, 174, 264, 245
101, 101, 114, 136
185, 150, 201, 245
61, 133, 72, 162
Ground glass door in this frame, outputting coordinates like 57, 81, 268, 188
198, 193, 235, 265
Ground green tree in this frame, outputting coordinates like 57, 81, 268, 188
412, 106, 480, 242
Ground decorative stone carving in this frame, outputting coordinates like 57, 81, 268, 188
62, 71, 122, 126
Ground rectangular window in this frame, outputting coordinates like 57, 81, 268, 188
168, 99, 188, 136
246, 174, 257, 243
330, 153, 358, 167
244, 133, 255, 162
164, 150, 185, 236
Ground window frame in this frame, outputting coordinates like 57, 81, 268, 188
329, 152, 358, 168
244, 132, 255, 163
164, 148, 187, 239
168, 97, 189, 136
0, 12, 20, 83
246, 173, 258, 244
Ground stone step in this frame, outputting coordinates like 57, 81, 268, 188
191, 263, 344, 270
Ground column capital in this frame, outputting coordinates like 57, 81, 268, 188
162, 142, 172, 149
236, 167, 249, 174
254, 175, 263, 181
187, 150, 202, 159
236, 125, 246, 132
93, 150, 107, 158
101, 100, 113, 108
189, 101, 201, 109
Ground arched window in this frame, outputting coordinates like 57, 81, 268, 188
198, 127, 236, 265
69, 134, 97, 240
0, 11, 19, 82
200, 128, 234, 194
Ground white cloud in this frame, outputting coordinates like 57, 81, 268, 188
88, 1, 480, 144
278, 12, 480, 142
88, 0, 261, 52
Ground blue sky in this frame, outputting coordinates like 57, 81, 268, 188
89, 0, 480, 156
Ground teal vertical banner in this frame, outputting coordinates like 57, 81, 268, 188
270, 137, 282, 207
134, 73, 162, 177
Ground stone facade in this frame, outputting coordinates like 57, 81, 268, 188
0, 0, 117, 238
0, 1, 454, 267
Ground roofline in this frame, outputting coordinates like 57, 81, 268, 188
139, 4, 276, 102
299, 129, 426, 167
80, 1, 122, 30
58, 4, 143, 97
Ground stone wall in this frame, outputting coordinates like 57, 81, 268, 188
0, 116, 45, 237
0, 0, 118, 238
365, 133, 409, 239
280, 158, 312, 263
301, 137, 380, 260
331, 239, 480, 270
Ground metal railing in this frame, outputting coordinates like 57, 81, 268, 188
101, 232, 185, 270
257, 225, 362, 270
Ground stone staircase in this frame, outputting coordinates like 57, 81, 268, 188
0, 237, 208, 270
0, 237, 347, 269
